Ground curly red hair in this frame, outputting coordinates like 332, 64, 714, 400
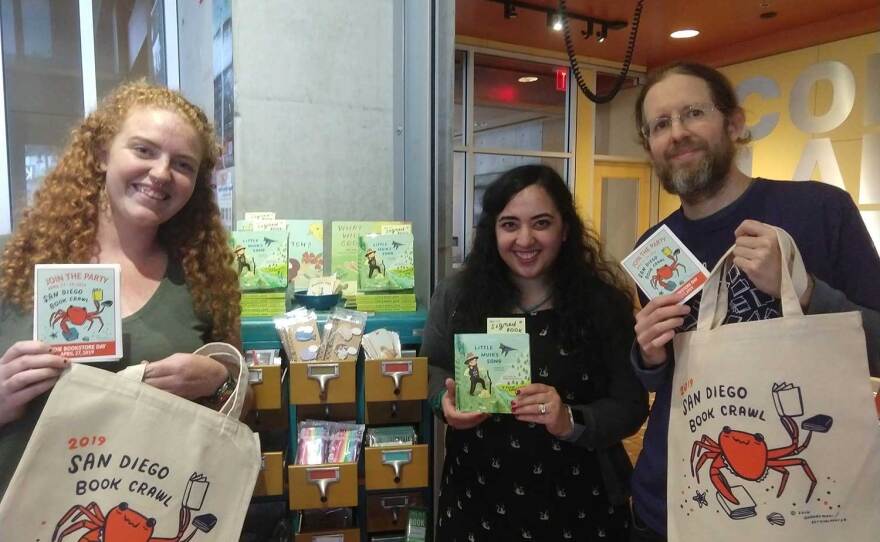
0, 81, 240, 346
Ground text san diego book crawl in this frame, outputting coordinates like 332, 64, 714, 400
33, 264, 122, 362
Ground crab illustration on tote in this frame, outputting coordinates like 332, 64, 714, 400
690, 385, 832, 505
52, 501, 216, 542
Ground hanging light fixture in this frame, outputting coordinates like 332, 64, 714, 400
582, 20, 594, 39
489, 1, 626, 43
596, 22, 608, 43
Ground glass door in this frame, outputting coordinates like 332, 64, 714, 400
593, 160, 651, 262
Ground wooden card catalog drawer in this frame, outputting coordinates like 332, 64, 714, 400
253, 451, 284, 497
364, 444, 428, 490
290, 360, 356, 405
289, 462, 358, 510
364, 358, 427, 402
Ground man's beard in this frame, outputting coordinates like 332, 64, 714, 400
657, 136, 735, 204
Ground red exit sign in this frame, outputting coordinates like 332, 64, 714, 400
555, 68, 568, 91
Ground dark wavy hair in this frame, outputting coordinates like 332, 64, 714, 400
455, 164, 635, 354
634, 61, 751, 150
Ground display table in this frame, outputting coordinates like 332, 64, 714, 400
242, 310, 427, 349
241, 309, 431, 541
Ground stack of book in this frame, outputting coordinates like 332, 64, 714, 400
331, 221, 415, 309
355, 292, 417, 313
240, 291, 287, 317
234, 212, 325, 317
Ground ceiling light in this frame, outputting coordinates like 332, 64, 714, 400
670, 29, 700, 39
518, 76, 538, 83
596, 23, 608, 43
486, 0, 629, 44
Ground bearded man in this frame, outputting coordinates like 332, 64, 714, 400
626, 61, 880, 542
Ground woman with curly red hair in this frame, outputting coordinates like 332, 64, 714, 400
0, 81, 241, 496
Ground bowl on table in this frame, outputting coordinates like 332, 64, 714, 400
293, 290, 342, 311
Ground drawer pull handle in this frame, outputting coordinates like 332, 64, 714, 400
307, 466, 340, 503
381, 495, 410, 524
307, 363, 341, 400
381, 360, 413, 396
381, 449, 413, 484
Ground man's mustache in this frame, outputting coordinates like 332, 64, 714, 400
665, 140, 707, 160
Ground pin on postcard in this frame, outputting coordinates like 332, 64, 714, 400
621, 225, 709, 303
33, 264, 122, 362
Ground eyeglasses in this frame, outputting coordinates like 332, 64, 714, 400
642, 103, 719, 140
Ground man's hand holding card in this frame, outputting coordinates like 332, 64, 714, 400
623, 226, 707, 368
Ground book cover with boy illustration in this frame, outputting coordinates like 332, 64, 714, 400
330, 221, 410, 298
454, 333, 530, 413
357, 233, 415, 292
33, 264, 122, 362
236, 218, 323, 290
230, 231, 288, 290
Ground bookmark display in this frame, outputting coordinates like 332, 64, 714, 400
319, 308, 367, 362
275, 307, 321, 362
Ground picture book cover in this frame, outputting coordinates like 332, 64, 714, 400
330, 221, 409, 297
33, 264, 122, 362
621, 224, 710, 303
454, 333, 531, 414
357, 233, 414, 292
285, 220, 323, 290
235, 219, 323, 290
230, 231, 288, 290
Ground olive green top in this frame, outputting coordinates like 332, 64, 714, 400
0, 236, 211, 497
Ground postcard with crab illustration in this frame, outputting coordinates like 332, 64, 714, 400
358, 232, 415, 292
621, 224, 709, 303
454, 333, 531, 414
33, 264, 122, 362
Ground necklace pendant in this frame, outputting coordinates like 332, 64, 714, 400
517, 292, 553, 314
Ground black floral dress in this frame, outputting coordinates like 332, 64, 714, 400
435, 309, 629, 541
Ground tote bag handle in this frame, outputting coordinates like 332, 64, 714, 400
696, 226, 810, 331
194, 342, 249, 419
118, 342, 248, 419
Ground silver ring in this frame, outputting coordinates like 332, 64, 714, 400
538, 403, 547, 415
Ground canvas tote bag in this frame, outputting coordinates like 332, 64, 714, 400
0, 342, 261, 541
667, 228, 880, 541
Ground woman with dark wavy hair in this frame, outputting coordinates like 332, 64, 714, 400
0, 81, 241, 497
423, 164, 648, 541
